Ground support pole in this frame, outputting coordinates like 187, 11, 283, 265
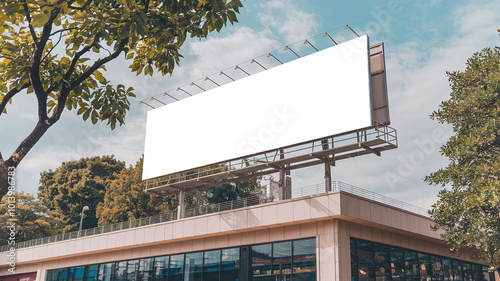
324, 157, 331, 193
321, 139, 332, 192
177, 190, 186, 219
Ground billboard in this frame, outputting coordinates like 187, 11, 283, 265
143, 36, 373, 180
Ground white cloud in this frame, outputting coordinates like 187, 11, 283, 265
258, 0, 319, 44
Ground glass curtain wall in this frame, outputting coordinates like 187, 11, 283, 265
350, 238, 490, 281
46, 238, 315, 281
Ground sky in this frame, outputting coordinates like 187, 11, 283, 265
1, 0, 499, 210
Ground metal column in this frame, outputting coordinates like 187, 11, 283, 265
177, 190, 186, 219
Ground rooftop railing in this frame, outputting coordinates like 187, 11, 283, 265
0, 181, 429, 252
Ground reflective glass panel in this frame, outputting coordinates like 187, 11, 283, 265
443, 259, 453, 281
61, 269, 69, 281
293, 238, 316, 281
204, 250, 221, 281
462, 262, 473, 281
67, 268, 75, 281
154, 256, 169, 281
374, 243, 390, 281
115, 261, 128, 281
453, 260, 464, 281
84, 265, 99, 281
251, 243, 272, 281
169, 254, 184, 281
126, 259, 139, 281
418, 253, 432, 280
273, 241, 292, 281
357, 240, 374, 281
74, 266, 85, 281
431, 255, 444, 281
390, 247, 405, 281
185, 252, 203, 281
351, 240, 358, 281
139, 257, 154, 281
404, 250, 419, 281
98, 263, 114, 281
221, 247, 239, 281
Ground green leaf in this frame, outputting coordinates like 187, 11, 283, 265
31, 12, 51, 28
77, 107, 87, 115
82, 109, 90, 121
91, 110, 98, 124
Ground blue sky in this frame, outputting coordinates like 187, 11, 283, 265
1, 0, 499, 209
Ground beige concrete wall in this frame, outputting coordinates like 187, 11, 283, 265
0, 191, 493, 280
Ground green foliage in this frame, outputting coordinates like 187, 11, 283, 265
38, 155, 125, 232
0, 0, 243, 198
425, 46, 500, 269
96, 157, 174, 225
206, 177, 262, 204
0, 192, 63, 245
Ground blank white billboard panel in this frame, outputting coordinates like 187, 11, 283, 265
143, 36, 372, 180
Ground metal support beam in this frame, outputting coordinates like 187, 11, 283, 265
177, 190, 186, 219
324, 157, 332, 193
359, 143, 381, 156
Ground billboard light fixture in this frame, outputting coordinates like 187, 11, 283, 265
284, 46, 300, 58
304, 40, 318, 52
139, 100, 155, 109
204, 77, 220, 86
163, 92, 179, 101
267, 53, 283, 64
234, 65, 250, 76
177, 87, 192, 96
190, 82, 206, 92
219, 71, 235, 81
251, 59, 267, 70
150, 97, 166, 105
323, 32, 337, 45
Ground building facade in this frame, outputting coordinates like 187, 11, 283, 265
0, 187, 497, 281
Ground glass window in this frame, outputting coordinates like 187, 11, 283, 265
169, 254, 184, 281
138, 258, 154, 281
404, 250, 419, 281
418, 253, 432, 280
251, 243, 273, 281
462, 262, 473, 281
67, 267, 75, 281
273, 241, 292, 281
390, 247, 405, 281
204, 250, 221, 281
221, 247, 240, 281
84, 265, 99, 281
61, 268, 70, 281
351, 239, 358, 281
453, 260, 463, 281
443, 259, 453, 281
126, 259, 139, 281
98, 263, 114, 281
374, 243, 391, 281
357, 240, 374, 281
154, 256, 169, 281
185, 252, 203, 281
115, 261, 128, 281
74, 267, 85, 281
431, 255, 444, 281
482, 266, 491, 281
47, 269, 61, 281
293, 238, 316, 281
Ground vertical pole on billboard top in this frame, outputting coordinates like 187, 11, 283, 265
321, 139, 332, 192
177, 190, 186, 219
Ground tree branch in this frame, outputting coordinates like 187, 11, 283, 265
0, 83, 31, 116
22, 0, 38, 43
48, 38, 129, 124
63, 37, 99, 81
68, 38, 129, 91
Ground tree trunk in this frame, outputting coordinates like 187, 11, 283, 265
0, 120, 52, 198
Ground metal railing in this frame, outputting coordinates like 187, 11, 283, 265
0, 181, 429, 252
292, 181, 430, 218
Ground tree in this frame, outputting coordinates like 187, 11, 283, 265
0, 0, 243, 198
0, 192, 62, 245
425, 44, 500, 273
97, 157, 173, 225
206, 177, 262, 204
38, 155, 125, 232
